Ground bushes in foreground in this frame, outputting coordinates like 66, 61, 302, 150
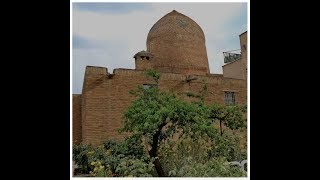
73, 137, 155, 177
73, 134, 246, 177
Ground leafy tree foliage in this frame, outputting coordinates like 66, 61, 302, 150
208, 103, 246, 136
119, 70, 246, 176
73, 137, 155, 177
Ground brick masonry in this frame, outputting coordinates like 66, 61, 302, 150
73, 94, 82, 144
74, 68, 246, 145
146, 10, 209, 76
72, 10, 247, 146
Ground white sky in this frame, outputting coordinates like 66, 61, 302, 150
72, 1, 247, 94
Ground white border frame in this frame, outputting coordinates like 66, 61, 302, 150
70, 1, 250, 179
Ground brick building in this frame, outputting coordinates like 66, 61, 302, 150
73, 10, 248, 145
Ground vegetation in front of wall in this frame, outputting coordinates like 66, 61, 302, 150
185, 91, 202, 99
73, 137, 156, 177
73, 70, 247, 177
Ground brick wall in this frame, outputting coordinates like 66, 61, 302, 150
80, 67, 246, 145
222, 59, 244, 80
73, 11, 247, 146
135, 58, 152, 70
240, 32, 247, 63
146, 10, 209, 76
240, 32, 247, 80
73, 94, 82, 144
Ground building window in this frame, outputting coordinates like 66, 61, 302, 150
225, 91, 235, 105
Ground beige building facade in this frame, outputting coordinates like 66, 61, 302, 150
222, 31, 247, 80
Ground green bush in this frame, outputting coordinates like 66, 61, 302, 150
169, 157, 245, 177
115, 157, 155, 177
208, 131, 246, 161
72, 143, 94, 174
73, 137, 154, 177
103, 136, 145, 159
73, 135, 246, 177
158, 135, 246, 177
90, 160, 112, 177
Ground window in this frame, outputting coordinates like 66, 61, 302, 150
225, 91, 235, 105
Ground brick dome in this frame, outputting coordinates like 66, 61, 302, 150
146, 10, 210, 75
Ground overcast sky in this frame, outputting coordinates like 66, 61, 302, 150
72, 2, 247, 94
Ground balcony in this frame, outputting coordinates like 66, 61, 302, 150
223, 50, 241, 63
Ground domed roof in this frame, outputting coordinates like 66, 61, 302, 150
146, 10, 209, 75
147, 10, 205, 41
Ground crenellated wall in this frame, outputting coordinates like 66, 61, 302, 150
75, 66, 246, 145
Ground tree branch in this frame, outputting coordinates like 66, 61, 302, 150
148, 122, 167, 176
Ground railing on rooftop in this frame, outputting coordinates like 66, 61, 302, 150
223, 49, 241, 63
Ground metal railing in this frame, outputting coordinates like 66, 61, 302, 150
223, 50, 241, 63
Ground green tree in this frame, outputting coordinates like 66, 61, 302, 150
120, 70, 246, 176
208, 104, 246, 136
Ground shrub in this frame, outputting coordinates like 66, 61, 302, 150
158, 136, 246, 177
90, 160, 112, 177
73, 137, 154, 177
169, 157, 245, 177
208, 131, 246, 161
115, 157, 155, 177
72, 143, 94, 174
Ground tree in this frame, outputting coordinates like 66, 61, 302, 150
119, 70, 246, 176
208, 104, 246, 136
